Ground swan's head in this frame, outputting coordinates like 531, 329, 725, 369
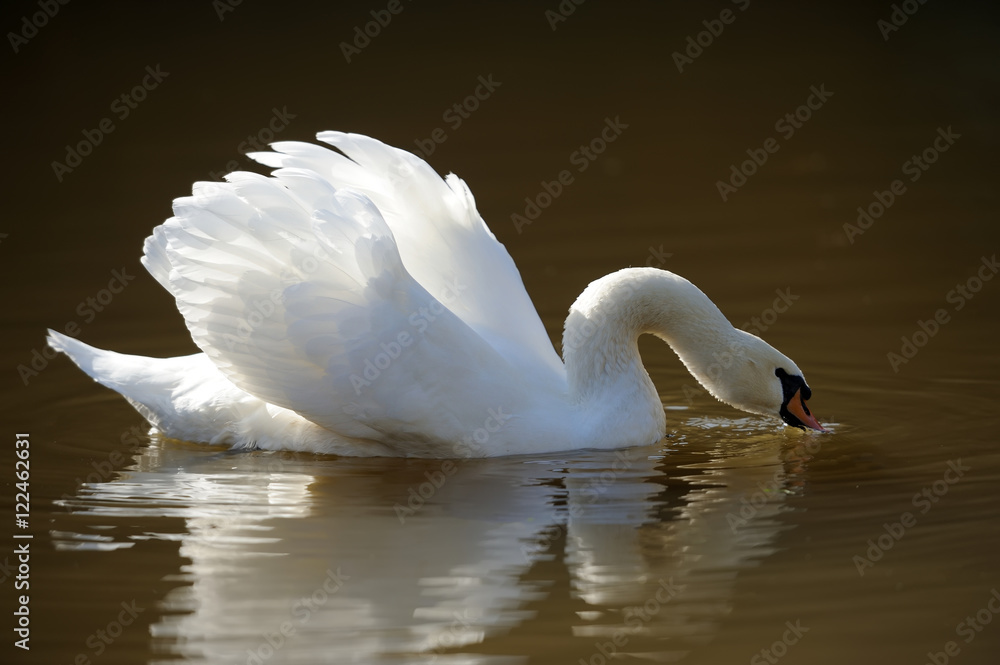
567, 267, 826, 432
692, 330, 826, 432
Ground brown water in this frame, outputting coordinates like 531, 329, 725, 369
4, 2, 1000, 664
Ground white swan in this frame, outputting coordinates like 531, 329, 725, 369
48, 131, 825, 457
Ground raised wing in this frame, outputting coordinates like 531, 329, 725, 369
143, 168, 530, 449
248, 132, 565, 379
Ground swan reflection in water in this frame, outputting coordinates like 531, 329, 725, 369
55, 420, 819, 664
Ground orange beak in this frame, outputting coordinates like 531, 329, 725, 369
786, 388, 827, 432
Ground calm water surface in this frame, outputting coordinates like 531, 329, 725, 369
4, 3, 1000, 664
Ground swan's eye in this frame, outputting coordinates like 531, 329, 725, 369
774, 368, 810, 401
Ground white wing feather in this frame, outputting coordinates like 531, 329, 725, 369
250, 132, 565, 378
141, 136, 564, 450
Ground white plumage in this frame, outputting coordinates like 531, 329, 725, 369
49, 131, 824, 457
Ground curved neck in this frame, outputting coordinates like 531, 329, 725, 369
561, 268, 740, 403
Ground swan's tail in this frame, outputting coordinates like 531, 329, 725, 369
47, 329, 206, 433
47, 330, 388, 453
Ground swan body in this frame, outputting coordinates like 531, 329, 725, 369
49, 132, 824, 457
